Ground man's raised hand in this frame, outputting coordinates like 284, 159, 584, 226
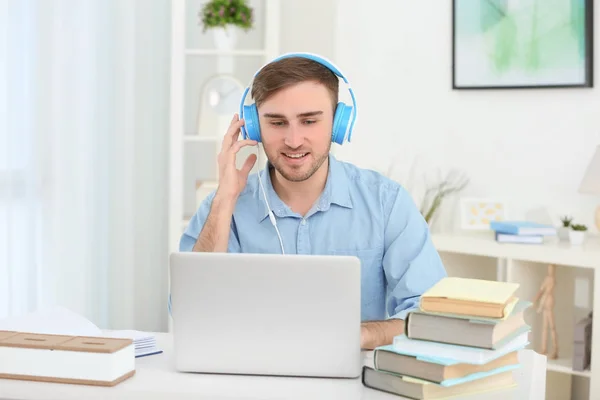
215, 113, 258, 202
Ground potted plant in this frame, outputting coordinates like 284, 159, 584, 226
569, 223, 588, 246
198, 0, 254, 51
558, 215, 573, 241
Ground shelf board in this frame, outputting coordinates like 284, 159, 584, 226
432, 232, 600, 269
547, 357, 591, 378
184, 135, 221, 143
185, 49, 267, 56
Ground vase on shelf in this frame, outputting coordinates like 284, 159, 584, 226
569, 230, 586, 246
557, 226, 570, 242
212, 26, 238, 51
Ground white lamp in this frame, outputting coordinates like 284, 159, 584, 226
579, 145, 600, 231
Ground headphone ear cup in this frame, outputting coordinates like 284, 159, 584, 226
331, 102, 352, 145
243, 104, 261, 142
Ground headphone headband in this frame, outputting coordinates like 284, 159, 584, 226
240, 52, 358, 144
254, 52, 350, 84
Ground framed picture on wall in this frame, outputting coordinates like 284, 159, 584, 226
459, 198, 508, 230
452, 0, 594, 89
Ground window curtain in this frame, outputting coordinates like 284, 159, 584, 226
0, 0, 170, 332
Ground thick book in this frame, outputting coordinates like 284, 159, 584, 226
406, 300, 531, 349
0, 330, 135, 386
419, 277, 519, 318
373, 346, 519, 384
362, 368, 516, 399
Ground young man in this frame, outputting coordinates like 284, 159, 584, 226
180, 55, 447, 349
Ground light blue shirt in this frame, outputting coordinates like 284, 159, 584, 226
180, 154, 447, 321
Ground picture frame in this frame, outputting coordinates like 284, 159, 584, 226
452, 0, 594, 89
459, 197, 508, 230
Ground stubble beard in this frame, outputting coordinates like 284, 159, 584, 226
268, 143, 331, 183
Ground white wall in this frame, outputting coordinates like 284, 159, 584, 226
279, 0, 337, 59
333, 1, 600, 233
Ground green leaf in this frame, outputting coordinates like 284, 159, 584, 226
199, 0, 254, 32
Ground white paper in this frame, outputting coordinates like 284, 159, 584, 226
103, 329, 154, 341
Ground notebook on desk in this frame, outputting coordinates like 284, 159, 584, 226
104, 330, 162, 358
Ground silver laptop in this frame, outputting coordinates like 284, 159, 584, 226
169, 251, 362, 378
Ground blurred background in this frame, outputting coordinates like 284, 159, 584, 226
1, 2, 600, 398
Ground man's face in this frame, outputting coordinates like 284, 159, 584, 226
258, 81, 333, 182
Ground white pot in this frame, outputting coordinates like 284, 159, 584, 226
569, 230, 586, 246
557, 226, 570, 241
212, 26, 238, 51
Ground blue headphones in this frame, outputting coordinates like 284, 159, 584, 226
239, 52, 357, 145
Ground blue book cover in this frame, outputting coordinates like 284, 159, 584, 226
490, 221, 556, 236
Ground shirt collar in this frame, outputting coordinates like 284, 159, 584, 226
257, 153, 353, 222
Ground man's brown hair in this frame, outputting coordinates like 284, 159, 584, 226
251, 57, 339, 111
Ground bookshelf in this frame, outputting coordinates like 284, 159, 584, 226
168, 0, 281, 256
432, 231, 600, 399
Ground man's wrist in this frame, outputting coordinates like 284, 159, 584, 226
360, 324, 375, 349
360, 319, 405, 350
212, 190, 237, 214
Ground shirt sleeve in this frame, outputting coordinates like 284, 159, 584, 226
381, 185, 447, 320
179, 191, 242, 253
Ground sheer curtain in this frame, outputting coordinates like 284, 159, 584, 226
1, 0, 170, 332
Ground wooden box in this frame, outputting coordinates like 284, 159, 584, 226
0, 330, 135, 386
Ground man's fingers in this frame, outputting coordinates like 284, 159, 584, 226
230, 139, 258, 155
240, 153, 258, 178
221, 114, 246, 151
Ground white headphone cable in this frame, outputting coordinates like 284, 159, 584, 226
254, 144, 285, 254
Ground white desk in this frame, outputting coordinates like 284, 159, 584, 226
0, 333, 546, 400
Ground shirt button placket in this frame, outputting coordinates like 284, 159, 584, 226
297, 218, 310, 254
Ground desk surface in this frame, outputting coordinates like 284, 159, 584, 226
0, 333, 547, 400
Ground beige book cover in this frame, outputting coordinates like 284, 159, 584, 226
420, 277, 519, 318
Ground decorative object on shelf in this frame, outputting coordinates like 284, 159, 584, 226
197, 74, 245, 137
558, 215, 573, 241
534, 264, 558, 360
419, 170, 469, 225
459, 198, 507, 231
199, 0, 254, 51
573, 311, 593, 372
570, 223, 588, 246
384, 155, 469, 229
452, 0, 594, 89
579, 145, 600, 232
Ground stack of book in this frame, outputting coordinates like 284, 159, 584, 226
362, 277, 531, 399
490, 220, 556, 244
